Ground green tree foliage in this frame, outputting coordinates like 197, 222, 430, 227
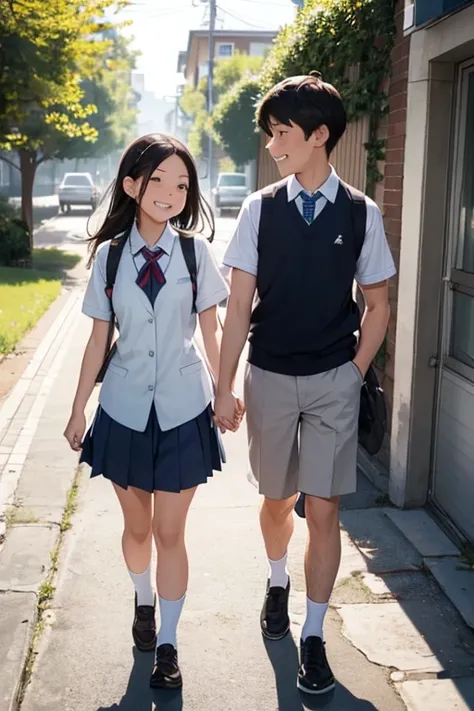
211, 0, 395, 187
260, 0, 395, 187
181, 52, 264, 160
213, 53, 264, 96
211, 79, 260, 166
0, 0, 135, 238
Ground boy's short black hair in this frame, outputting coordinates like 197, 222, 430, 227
256, 71, 347, 156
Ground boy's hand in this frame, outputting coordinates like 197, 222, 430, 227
214, 391, 245, 433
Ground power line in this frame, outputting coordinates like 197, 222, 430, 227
234, 0, 292, 5
216, 5, 269, 29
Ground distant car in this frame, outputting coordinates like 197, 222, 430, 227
212, 172, 250, 216
58, 173, 100, 213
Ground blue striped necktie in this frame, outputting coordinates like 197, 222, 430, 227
300, 191, 322, 223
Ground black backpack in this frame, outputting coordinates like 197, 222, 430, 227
96, 231, 199, 384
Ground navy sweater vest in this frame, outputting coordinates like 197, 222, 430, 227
248, 180, 365, 376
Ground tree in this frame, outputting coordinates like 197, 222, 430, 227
180, 52, 265, 160
258, 0, 396, 188
53, 35, 138, 163
211, 0, 396, 189
211, 78, 261, 166
0, 0, 134, 238
213, 53, 265, 96
179, 80, 208, 158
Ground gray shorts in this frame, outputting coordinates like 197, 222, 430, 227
244, 361, 361, 500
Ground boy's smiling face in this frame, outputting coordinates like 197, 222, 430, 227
266, 116, 329, 178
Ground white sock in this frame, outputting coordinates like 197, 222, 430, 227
302, 598, 328, 641
128, 566, 154, 607
157, 594, 186, 649
268, 553, 289, 589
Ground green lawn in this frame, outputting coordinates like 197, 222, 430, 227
0, 249, 81, 355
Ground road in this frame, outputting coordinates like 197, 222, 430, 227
34, 205, 237, 267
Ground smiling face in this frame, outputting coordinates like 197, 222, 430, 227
123, 153, 189, 225
266, 117, 329, 178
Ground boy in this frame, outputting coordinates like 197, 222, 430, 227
214, 73, 395, 695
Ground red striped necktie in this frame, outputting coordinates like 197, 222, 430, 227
136, 247, 166, 289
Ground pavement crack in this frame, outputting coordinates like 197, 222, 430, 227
13, 465, 81, 711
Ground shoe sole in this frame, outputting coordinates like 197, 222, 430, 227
297, 679, 336, 695
149, 678, 183, 690
133, 635, 157, 652
261, 626, 290, 641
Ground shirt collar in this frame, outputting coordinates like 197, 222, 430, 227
286, 166, 340, 204
129, 221, 177, 256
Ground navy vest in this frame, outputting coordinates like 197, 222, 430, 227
248, 180, 365, 376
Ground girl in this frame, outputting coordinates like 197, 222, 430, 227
64, 133, 231, 690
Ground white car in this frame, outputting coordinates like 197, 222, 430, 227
58, 173, 100, 213
212, 173, 250, 216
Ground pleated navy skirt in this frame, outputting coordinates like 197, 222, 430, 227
80, 404, 222, 493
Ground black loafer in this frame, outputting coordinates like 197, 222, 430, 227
132, 594, 156, 652
260, 579, 291, 640
150, 643, 183, 690
298, 636, 335, 695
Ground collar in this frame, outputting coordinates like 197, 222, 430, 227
129, 221, 177, 256
286, 166, 339, 204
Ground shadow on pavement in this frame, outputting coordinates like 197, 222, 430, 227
96, 647, 183, 711
33, 204, 61, 228
263, 635, 378, 711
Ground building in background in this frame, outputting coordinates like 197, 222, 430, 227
181, 29, 277, 89
179, 28, 277, 192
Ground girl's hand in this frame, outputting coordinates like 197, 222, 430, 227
214, 391, 240, 433
64, 410, 86, 451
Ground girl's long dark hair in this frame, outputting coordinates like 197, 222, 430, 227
87, 133, 214, 266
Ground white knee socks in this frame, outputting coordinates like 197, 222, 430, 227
157, 594, 186, 649
268, 553, 289, 589
128, 566, 155, 607
302, 598, 328, 641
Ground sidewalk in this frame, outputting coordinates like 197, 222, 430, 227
1, 238, 474, 709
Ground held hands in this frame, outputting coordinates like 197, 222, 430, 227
63, 410, 86, 452
214, 390, 245, 433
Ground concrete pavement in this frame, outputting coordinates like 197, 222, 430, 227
1, 213, 474, 710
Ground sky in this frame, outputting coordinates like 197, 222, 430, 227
117, 0, 297, 98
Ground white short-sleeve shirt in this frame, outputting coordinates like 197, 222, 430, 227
81, 222, 229, 432
222, 168, 396, 286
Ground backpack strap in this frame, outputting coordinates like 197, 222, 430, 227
261, 178, 289, 201
179, 235, 198, 313
96, 231, 128, 384
340, 181, 367, 258
105, 232, 128, 301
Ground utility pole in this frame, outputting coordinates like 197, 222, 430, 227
207, 0, 217, 192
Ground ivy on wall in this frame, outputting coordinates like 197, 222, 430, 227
212, 0, 396, 191
260, 0, 396, 191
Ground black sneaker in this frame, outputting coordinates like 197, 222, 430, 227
132, 594, 156, 652
298, 636, 335, 695
150, 643, 183, 690
260, 579, 290, 640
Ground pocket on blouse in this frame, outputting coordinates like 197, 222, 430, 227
108, 362, 128, 378
180, 360, 202, 375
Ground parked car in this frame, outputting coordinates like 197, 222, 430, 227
58, 173, 100, 213
212, 172, 250, 216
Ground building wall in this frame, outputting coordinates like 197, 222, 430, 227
186, 34, 274, 87
389, 0, 474, 507
377, 0, 411, 469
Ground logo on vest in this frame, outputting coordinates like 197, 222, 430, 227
334, 235, 344, 245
